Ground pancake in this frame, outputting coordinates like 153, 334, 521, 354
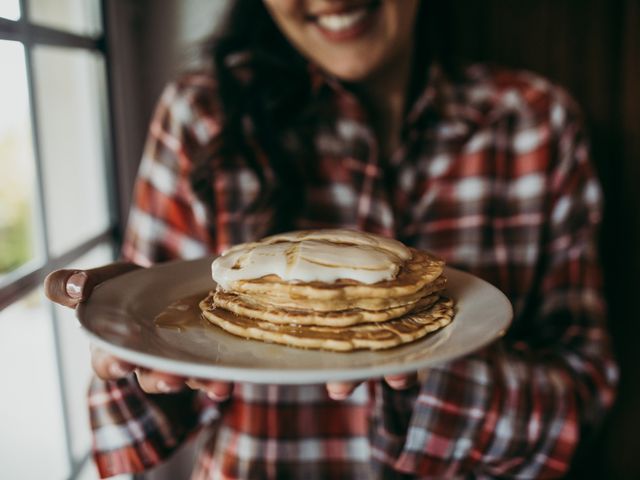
228, 248, 444, 300
233, 275, 447, 312
213, 290, 441, 327
201, 229, 456, 352
200, 294, 455, 351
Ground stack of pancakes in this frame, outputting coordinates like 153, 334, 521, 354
199, 230, 455, 351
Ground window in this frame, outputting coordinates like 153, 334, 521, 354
0, 2, 126, 479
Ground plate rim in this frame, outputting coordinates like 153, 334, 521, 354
77, 259, 513, 384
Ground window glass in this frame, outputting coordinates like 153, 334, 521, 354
0, 41, 40, 281
77, 458, 132, 480
0, 0, 20, 20
76, 460, 101, 480
33, 46, 111, 257
55, 243, 114, 460
0, 289, 70, 479
28, 0, 101, 36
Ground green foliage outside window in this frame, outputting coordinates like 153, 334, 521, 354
0, 128, 34, 275
0, 201, 32, 273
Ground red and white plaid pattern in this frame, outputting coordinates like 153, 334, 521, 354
90, 62, 617, 479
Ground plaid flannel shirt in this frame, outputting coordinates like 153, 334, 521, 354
89, 61, 617, 479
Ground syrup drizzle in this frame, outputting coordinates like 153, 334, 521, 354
154, 292, 211, 332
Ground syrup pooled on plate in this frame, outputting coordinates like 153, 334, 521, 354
154, 292, 211, 332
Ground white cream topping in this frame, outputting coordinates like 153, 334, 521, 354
250, 229, 411, 260
212, 238, 404, 290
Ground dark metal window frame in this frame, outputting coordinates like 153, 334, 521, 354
0, 3, 119, 310
0, 1, 120, 478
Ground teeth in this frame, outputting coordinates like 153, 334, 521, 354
316, 8, 368, 32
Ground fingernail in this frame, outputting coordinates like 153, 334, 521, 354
328, 390, 349, 401
206, 390, 229, 402
386, 379, 409, 389
66, 272, 87, 299
108, 362, 130, 378
157, 380, 180, 393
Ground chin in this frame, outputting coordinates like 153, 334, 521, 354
320, 58, 381, 83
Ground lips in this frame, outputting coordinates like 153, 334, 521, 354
316, 8, 368, 31
307, 2, 381, 41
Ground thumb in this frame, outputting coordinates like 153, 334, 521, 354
44, 262, 141, 309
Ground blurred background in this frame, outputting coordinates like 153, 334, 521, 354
0, 1, 637, 479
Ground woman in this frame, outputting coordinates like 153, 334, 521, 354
45, 0, 617, 478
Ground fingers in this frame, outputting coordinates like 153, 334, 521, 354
186, 378, 234, 401
90, 346, 135, 380
90, 344, 234, 399
44, 269, 87, 308
91, 346, 184, 394
326, 372, 419, 401
383, 372, 418, 390
135, 369, 186, 394
326, 381, 360, 400
44, 262, 141, 309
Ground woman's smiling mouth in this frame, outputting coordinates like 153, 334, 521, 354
307, 2, 381, 41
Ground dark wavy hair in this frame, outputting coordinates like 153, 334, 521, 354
193, 0, 451, 233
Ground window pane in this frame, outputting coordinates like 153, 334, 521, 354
33, 46, 111, 257
0, 41, 40, 280
76, 459, 101, 480
29, 0, 101, 36
0, 289, 70, 479
0, 0, 20, 20
55, 243, 114, 461
77, 457, 132, 480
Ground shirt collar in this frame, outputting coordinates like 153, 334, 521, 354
307, 61, 352, 100
306, 60, 482, 136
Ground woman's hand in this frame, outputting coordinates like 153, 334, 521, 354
44, 263, 233, 401
326, 372, 419, 400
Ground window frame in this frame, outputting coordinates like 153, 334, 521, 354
0, 0, 121, 478
0, 1, 120, 310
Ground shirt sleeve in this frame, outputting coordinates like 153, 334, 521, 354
370, 96, 618, 478
88, 77, 224, 478
121, 78, 220, 265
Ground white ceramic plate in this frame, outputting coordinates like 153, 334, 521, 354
77, 257, 512, 384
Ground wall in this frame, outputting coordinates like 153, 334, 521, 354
105, 0, 226, 234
